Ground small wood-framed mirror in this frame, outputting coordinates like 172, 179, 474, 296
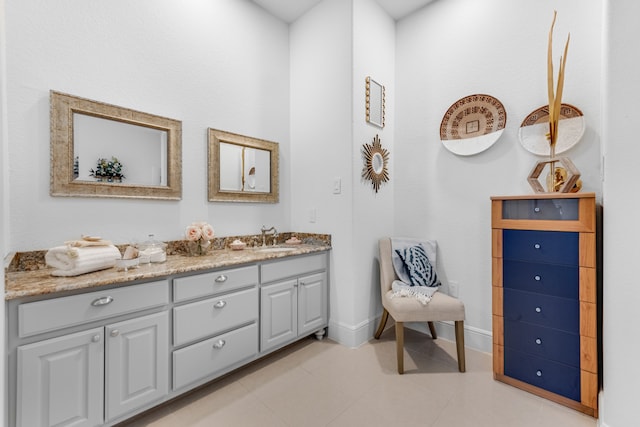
208, 128, 279, 203
50, 91, 182, 200
366, 76, 385, 128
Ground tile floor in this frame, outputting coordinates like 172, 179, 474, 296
119, 327, 597, 427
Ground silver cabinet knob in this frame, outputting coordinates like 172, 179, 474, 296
535, 307, 542, 313
212, 339, 226, 349
534, 207, 541, 213
91, 296, 114, 306
110, 329, 120, 337
535, 338, 542, 345
92, 334, 101, 343
536, 370, 542, 377
214, 300, 227, 309
534, 243, 541, 249
534, 275, 541, 281
215, 275, 228, 283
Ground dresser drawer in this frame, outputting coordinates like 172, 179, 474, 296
18, 280, 169, 338
503, 289, 579, 333
502, 198, 579, 221
504, 319, 580, 367
173, 287, 258, 346
503, 260, 578, 299
504, 348, 580, 401
172, 322, 258, 390
261, 253, 326, 283
503, 229, 578, 266
173, 265, 258, 302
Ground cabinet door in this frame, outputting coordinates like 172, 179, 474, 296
17, 327, 104, 427
105, 311, 169, 422
260, 279, 297, 352
297, 272, 327, 336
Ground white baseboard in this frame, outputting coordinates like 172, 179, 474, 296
327, 314, 492, 353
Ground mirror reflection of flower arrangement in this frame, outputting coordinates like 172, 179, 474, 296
185, 221, 215, 256
90, 156, 125, 182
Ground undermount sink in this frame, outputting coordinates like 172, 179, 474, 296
255, 247, 297, 253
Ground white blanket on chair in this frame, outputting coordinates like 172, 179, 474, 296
390, 280, 438, 305
45, 245, 121, 276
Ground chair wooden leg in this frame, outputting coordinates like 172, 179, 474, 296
395, 321, 404, 374
455, 320, 466, 372
374, 309, 389, 339
427, 321, 437, 339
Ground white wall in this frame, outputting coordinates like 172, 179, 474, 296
5, 0, 291, 251
290, 0, 395, 347
395, 0, 603, 351
601, 1, 640, 426
290, 0, 355, 344
0, 0, 8, 423
352, 0, 395, 342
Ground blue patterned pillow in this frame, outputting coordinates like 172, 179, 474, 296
396, 244, 440, 287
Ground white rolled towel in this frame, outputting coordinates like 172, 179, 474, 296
45, 245, 121, 277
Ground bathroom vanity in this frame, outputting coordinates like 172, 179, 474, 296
5, 243, 330, 427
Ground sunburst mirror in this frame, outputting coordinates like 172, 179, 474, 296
362, 134, 390, 193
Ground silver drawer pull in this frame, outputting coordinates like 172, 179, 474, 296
534, 243, 541, 249
214, 300, 227, 309
536, 370, 542, 377
535, 307, 542, 313
215, 275, 228, 283
110, 329, 120, 337
534, 207, 541, 213
92, 334, 101, 343
212, 339, 226, 349
534, 275, 541, 281
91, 296, 114, 307
535, 338, 542, 345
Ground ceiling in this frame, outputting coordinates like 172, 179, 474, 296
251, 0, 435, 23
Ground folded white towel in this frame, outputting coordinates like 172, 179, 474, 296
45, 245, 121, 277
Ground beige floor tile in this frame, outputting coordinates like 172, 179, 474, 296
118, 332, 597, 427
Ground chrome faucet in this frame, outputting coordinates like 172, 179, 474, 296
261, 225, 278, 247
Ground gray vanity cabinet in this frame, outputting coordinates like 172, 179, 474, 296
260, 254, 328, 353
17, 327, 105, 427
11, 280, 169, 427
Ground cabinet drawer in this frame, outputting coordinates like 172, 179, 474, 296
18, 281, 168, 338
173, 265, 258, 302
504, 348, 580, 401
503, 229, 578, 266
503, 289, 578, 333
503, 260, 578, 299
504, 319, 580, 367
173, 287, 258, 346
502, 198, 579, 221
261, 253, 326, 283
172, 322, 258, 390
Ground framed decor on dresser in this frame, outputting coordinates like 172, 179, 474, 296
491, 193, 600, 418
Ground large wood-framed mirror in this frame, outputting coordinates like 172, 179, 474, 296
208, 128, 279, 203
50, 91, 182, 200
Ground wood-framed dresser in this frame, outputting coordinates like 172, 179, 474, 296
491, 193, 600, 417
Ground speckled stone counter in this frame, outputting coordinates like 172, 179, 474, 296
5, 233, 331, 300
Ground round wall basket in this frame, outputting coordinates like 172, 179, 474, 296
518, 103, 585, 156
439, 94, 507, 156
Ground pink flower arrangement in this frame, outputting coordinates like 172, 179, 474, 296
185, 221, 215, 255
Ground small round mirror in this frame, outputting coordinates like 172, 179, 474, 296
372, 153, 384, 175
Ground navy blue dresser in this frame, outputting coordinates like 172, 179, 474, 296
491, 194, 598, 417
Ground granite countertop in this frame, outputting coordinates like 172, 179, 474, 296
5, 233, 331, 301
